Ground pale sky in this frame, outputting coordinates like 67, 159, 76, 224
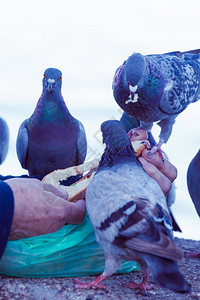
0, 0, 200, 109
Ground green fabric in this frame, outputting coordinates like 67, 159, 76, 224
0, 216, 139, 277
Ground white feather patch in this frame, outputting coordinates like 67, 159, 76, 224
125, 93, 139, 104
129, 84, 138, 93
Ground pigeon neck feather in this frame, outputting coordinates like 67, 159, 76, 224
30, 93, 72, 123
98, 144, 136, 171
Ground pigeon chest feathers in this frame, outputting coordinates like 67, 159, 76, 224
113, 60, 166, 122
27, 97, 79, 152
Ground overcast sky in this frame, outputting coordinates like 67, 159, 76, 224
0, 0, 200, 110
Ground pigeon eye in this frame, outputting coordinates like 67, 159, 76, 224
58, 76, 62, 80
43, 74, 46, 78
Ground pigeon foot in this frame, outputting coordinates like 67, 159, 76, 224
125, 272, 152, 292
75, 274, 108, 290
184, 251, 200, 259
147, 142, 164, 162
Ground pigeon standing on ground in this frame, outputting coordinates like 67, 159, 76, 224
113, 49, 200, 154
0, 117, 9, 165
16, 68, 87, 177
75, 120, 191, 293
186, 149, 200, 258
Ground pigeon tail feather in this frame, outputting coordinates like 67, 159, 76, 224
141, 253, 191, 293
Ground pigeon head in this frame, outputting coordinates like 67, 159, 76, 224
43, 68, 62, 93
101, 120, 130, 151
124, 53, 146, 94
98, 120, 136, 170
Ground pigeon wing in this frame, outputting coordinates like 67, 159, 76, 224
159, 53, 200, 115
114, 200, 183, 261
16, 119, 29, 169
0, 118, 9, 164
76, 121, 87, 165
87, 169, 182, 262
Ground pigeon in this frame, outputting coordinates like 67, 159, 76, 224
113, 49, 200, 154
120, 112, 181, 232
187, 149, 200, 217
16, 68, 87, 177
0, 117, 9, 165
185, 149, 200, 258
120, 111, 140, 133
75, 120, 191, 293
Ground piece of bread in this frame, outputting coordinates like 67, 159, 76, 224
42, 139, 150, 202
42, 159, 100, 202
131, 140, 150, 156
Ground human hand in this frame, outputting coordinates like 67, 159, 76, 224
5, 178, 86, 240
128, 128, 150, 157
127, 128, 177, 195
138, 149, 177, 195
128, 128, 148, 141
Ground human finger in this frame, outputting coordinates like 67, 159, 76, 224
138, 156, 172, 195
128, 128, 148, 141
141, 149, 177, 182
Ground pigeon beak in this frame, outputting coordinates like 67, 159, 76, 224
47, 79, 55, 92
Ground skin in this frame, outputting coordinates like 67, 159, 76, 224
139, 150, 177, 195
6, 129, 176, 241
128, 128, 148, 141
6, 178, 86, 240
128, 129, 177, 195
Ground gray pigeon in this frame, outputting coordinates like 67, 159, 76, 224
187, 149, 200, 217
0, 117, 9, 164
75, 120, 191, 293
185, 149, 200, 258
16, 68, 87, 177
113, 49, 200, 153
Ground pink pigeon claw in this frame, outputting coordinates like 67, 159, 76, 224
184, 252, 200, 259
75, 275, 108, 290
125, 271, 152, 292
147, 141, 165, 162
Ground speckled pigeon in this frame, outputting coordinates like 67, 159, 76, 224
16, 68, 87, 177
113, 49, 200, 153
0, 117, 9, 164
75, 120, 191, 293
186, 149, 200, 258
